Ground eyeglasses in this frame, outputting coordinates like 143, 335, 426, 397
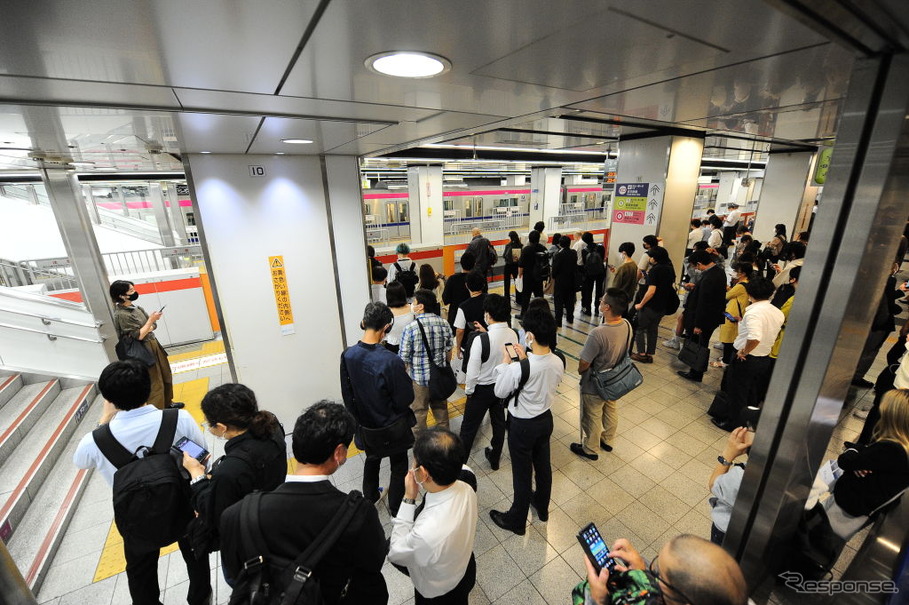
649, 555, 694, 605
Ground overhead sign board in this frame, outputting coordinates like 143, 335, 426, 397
612, 182, 664, 226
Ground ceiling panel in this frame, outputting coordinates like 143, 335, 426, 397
177, 114, 262, 154
247, 117, 394, 155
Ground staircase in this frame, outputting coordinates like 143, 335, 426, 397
0, 370, 100, 593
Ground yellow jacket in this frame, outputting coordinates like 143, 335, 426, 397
719, 282, 749, 343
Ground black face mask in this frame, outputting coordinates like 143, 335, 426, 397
127, 292, 139, 301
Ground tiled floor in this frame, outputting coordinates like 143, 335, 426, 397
35, 295, 897, 605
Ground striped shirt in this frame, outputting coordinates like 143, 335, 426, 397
399, 313, 454, 386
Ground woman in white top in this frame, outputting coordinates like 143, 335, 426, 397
384, 281, 415, 353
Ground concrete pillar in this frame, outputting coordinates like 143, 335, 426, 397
752, 151, 816, 243
163, 182, 185, 245
716, 172, 737, 209
81, 184, 100, 225
407, 165, 444, 246
529, 167, 562, 237
504, 175, 525, 186
609, 136, 704, 279
114, 186, 128, 215
148, 183, 176, 247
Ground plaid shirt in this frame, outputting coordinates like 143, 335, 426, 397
399, 313, 453, 386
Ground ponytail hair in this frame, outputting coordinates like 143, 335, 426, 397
201, 383, 280, 439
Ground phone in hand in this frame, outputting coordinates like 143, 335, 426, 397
503, 342, 519, 362
577, 522, 618, 574
173, 437, 209, 463
723, 311, 739, 323
159, 304, 167, 313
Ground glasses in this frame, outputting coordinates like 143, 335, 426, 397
649, 555, 694, 605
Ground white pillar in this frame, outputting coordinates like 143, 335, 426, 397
407, 165, 444, 247
752, 151, 816, 243
148, 183, 176, 247
504, 175, 526, 186
717, 172, 738, 209
163, 182, 186, 245
530, 167, 562, 236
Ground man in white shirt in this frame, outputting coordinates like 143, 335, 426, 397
389, 429, 478, 604
458, 294, 518, 470
712, 278, 785, 431
371, 265, 388, 304
489, 307, 565, 535
685, 219, 704, 256
572, 230, 586, 266
73, 360, 211, 605
721, 203, 742, 254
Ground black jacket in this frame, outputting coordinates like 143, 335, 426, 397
835, 441, 909, 516
551, 248, 578, 290
220, 481, 389, 604
443, 272, 470, 326
685, 264, 726, 333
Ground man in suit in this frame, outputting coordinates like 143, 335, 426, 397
678, 250, 727, 383
220, 401, 389, 604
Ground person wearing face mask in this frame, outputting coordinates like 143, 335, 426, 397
220, 402, 389, 604
109, 279, 182, 409
341, 302, 416, 516
179, 383, 286, 578
609, 242, 638, 316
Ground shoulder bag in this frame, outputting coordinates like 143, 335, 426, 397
115, 334, 156, 366
415, 318, 457, 401
591, 320, 643, 401
340, 356, 415, 457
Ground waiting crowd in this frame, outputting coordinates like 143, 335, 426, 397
71, 213, 909, 605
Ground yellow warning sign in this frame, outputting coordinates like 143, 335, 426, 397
269, 256, 295, 335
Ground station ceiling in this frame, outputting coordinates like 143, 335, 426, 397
0, 0, 906, 173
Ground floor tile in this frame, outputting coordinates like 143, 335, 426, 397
475, 544, 525, 602
528, 556, 583, 605
493, 579, 548, 605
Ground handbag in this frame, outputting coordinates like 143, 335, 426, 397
115, 334, 156, 366
415, 318, 457, 401
514, 275, 524, 293
358, 414, 415, 458
591, 321, 643, 401
678, 338, 709, 373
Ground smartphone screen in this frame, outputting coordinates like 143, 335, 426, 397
577, 523, 617, 574
504, 343, 519, 361
724, 312, 738, 322
174, 436, 209, 463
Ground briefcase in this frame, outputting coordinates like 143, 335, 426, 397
678, 338, 709, 373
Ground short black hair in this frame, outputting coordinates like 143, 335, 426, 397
109, 280, 133, 304
692, 241, 708, 251
466, 270, 486, 293
201, 383, 280, 439
706, 208, 715, 214
385, 281, 407, 307
291, 401, 355, 465
362, 301, 394, 331
533, 221, 545, 233
582, 232, 594, 245
413, 288, 437, 309
647, 246, 670, 264
642, 235, 659, 248
733, 262, 753, 277
483, 293, 511, 323
413, 428, 465, 486
690, 219, 702, 229
789, 241, 807, 259
688, 250, 713, 266
528, 230, 541, 244
789, 266, 802, 281
602, 288, 628, 317
367, 245, 376, 258
618, 242, 635, 256
740, 234, 752, 243
372, 266, 388, 282
521, 305, 556, 348
552, 233, 561, 246
745, 277, 775, 301
559, 235, 571, 248
98, 359, 151, 411
798, 231, 811, 242
459, 251, 476, 271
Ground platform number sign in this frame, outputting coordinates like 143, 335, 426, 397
248, 165, 266, 177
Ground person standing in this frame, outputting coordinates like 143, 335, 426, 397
630, 246, 675, 364
399, 289, 455, 434
453, 271, 488, 365
714, 263, 752, 368
580, 233, 606, 317
341, 302, 416, 516
371, 266, 388, 304
489, 307, 564, 535
502, 231, 522, 302
571, 288, 632, 460
685, 219, 704, 257
465, 227, 496, 277
109, 280, 182, 410
387, 242, 417, 291
609, 242, 638, 315
722, 203, 742, 255
442, 251, 477, 329
677, 250, 727, 382
551, 235, 579, 326
518, 230, 548, 318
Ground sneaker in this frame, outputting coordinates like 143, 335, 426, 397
852, 408, 869, 420
663, 337, 680, 349
712, 342, 724, 351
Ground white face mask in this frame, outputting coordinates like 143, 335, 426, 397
412, 466, 425, 486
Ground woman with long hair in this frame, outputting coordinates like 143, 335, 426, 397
503, 231, 522, 303
418, 263, 445, 315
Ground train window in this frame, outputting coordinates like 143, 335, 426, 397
399, 202, 408, 222
570, 195, 578, 203
444, 199, 452, 211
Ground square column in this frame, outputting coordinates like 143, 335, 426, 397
751, 151, 817, 242
148, 183, 176, 247
407, 165, 444, 246
530, 167, 562, 235
163, 182, 186, 245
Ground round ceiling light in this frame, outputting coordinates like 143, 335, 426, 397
281, 138, 314, 144
366, 51, 451, 78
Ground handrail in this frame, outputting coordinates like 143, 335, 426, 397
0, 322, 105, 343
0, 307, 102, 329
0, 287, 87, 311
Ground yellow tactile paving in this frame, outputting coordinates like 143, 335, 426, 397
167, 340, 226, 363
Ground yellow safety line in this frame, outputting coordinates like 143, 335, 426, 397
168, 340, 226, 363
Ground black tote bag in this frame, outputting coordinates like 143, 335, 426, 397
415, 318, 457, 401
678, 338, 709, 373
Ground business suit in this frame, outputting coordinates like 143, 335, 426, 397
682, 264, 726, 378
220, 480, 389, 604
551, 247, 578, 325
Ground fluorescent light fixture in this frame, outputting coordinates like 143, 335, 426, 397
70, 161, 95, 167
200, 151, 212, 154
366, 51, 451, 78
281, 139, 314, 144
422, 143, 609, 156
275, 152, 286, 155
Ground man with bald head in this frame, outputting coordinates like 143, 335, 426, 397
465, 227, 496, 277
582, 534, 747, 605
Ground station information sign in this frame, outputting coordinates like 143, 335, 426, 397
612, 182, 664, 226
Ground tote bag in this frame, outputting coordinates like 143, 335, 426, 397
678, 338, 709, 373
415, 319, 457, 401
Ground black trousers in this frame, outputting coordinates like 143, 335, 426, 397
415, 554, 476, 604
519, 278, 544, 314
503, 265, 518, 301
553, 285, 576, 325
722, 354, 774, 424
364, 448, 409, 516
581, 275, 604, 313
503, 411, 553, 527
459, 384, 505, 463
123, 534, 210, 605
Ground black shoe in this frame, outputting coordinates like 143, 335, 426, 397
600, 440, 613, 452
167, 401, 185, 409
843, 441, 861, 450
570, 442, 598, 461
484, 447, 500, 471
515, 315, 524, 321
677, 370, 703, 383
851, 378, 874, 389
529, 491, 548, 522
711, 417, 735, 432
489, 510, 525, 535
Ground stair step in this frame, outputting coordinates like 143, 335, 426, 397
0, 373, 23, 410
6, 396, 100, 593
0, 383, 95, 544
0, 379, 61, 466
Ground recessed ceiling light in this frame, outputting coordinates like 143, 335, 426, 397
365, 51, 451, 78
281, 139, 314, 144
275, 152, 286, 155
200, 151, 212, 154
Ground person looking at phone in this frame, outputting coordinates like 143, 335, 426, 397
610, 242, 638, 315
708, 426, 755, 544
180, 383, 287, 571
582, 535, 747, 605
109, 279, 183, 409
458, 294, 518, 470
489, 307, 564, 535
677, 250, 726, 382
631, 246, 675, 364
73, 360, 210, 605
714, 262, 753, 369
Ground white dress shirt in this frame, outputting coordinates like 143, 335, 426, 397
773, 258, 804, 288
73, 405, 205, 485
465, 323, 518, 394
493, 352, 564, 419
733, 300, 785, 356
388, 480, 478, 598
724, 209, 742, 227
687, 228, 703, 249
572, 238, 586, 266
708, 228, 724, 248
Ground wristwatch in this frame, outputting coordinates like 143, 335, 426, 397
189, 475, 207, 486
717, 455, 735, 467
402, 497, 416, 505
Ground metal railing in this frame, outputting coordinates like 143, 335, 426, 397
0, 322, 105, 343
96, 206, 163, 245
0, 258, 78, 291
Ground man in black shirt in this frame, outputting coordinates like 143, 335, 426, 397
631, 246, 675, 363
678, 250, 727, 382
455, 271, 489, 367
551, 236, 578, 326
442, 251, 477, 328
518, 230, 548, 317
465, 228, 496, 276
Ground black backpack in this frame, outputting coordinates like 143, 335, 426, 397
584, 245, 605, 277
532, 250, 551, 282
392, 262, 419, 297
461, 331, 491, 373
229, 491, 364, 605
92, 409, 193, 550
771, 283, 795, 308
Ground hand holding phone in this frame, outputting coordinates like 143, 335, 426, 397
159, 304, 167, 313
577, 523, 618, 575
724, 311, 739, 323
503, 342, 520, 363
173, 436, 209, 464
